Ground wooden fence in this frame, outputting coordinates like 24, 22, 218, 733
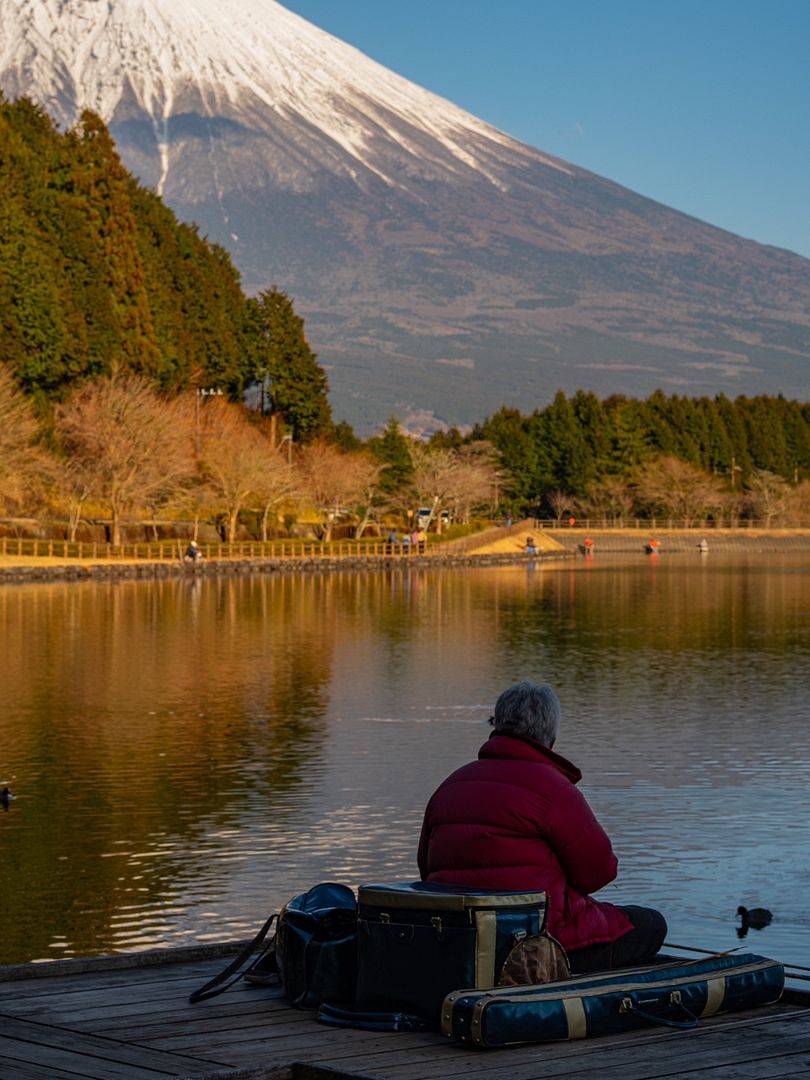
1, 520, 806, 562
0, 538, 429, 561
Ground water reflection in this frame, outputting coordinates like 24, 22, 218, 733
1, 555, 808, 968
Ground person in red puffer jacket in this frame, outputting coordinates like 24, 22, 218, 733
417, 681, 666, 973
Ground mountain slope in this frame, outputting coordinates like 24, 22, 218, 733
2, 0, 809, 432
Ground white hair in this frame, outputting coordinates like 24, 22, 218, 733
492, 681, 561, 747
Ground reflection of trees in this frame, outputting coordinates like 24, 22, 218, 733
489, 558, 805, 676
0, 575, 336, 962
2, 561, 805, 962
238, 574, 334, 799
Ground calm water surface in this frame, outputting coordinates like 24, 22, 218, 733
1, 553, 809, 969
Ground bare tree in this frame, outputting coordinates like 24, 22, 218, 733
346, 454, 383, 538
0, 366, 53, 513
547, 489, 577, 525
49, 458, 96, 540
784, 480, 810, 526
55, 375, 194, 545
406, 444, 458, 533
252, 440, 299, 542
744, 469, 791, 526
198, 398, 275, 542
634, 455, 726, 526
578, 476, 634, 525
446, 442, 500, 524
297, 440, 378, 541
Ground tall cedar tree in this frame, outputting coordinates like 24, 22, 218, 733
0, 97, 254, 399
369, 416, 414, 493
248, 288, 332, 443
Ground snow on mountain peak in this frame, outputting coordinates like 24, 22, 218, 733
0, 0, 567, 191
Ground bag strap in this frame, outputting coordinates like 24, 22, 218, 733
619, 993, 699, 1030
189, 912, 278, 1004
317, 1001, 436, 1032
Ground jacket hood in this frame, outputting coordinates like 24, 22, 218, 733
479, 732, 582, 785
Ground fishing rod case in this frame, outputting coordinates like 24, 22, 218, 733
355, 881, 563, 1021
441, 951, 785, 1047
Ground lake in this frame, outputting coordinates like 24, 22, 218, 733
1, 553, 808, 970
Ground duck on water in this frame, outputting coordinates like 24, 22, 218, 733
737, 905, 773, 938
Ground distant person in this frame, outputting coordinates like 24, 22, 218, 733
525, 536, 538, 555
184, 540, 202, 561
417, 681, 667, 973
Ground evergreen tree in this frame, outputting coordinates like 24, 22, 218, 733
368, 416, 414, 494
714, 395, 751, 487
332, 419, 362, 452
604, 395, 653, 472
542, 390, 590, 496
697, 396, 734, 478
0, 97, 256, 401
480, 406, 541, 507
248, 288, 332, 443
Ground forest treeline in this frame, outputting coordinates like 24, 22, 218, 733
2, 96, 810, 540
0, 96, 330, 439
470, 390, 810, 511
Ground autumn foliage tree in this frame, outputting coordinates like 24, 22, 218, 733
55, 375, 194, 545
197, 398, 275, 542
0, 364, 53, 511
633, 455, 727, 526
297, 440, 378, 541
406, 442, 498, 530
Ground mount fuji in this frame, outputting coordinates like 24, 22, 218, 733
2, 0, 809, 432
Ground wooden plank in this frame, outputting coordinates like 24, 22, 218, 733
47, 997, 289, 1036
99, 1006, 322, 1041
1, 974, 279, 1021
0, 1017, 229, 1076
0, 942, 246, 985
2, 949, 809, 1080
345, 1010, 810, 1080
0, 1036, 194, 1080
0, 957, 244, 997
5, 984, 285, 1026
359, 1023, 810, 1080
670, 1056, 810, 1080
0, 1055, 88, 1080
147, 1019, 442, 1058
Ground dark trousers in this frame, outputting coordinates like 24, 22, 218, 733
566, 905, 668, 974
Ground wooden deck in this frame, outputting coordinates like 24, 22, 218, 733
2, 946, 809, 1080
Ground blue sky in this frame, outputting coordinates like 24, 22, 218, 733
283, 0, 810, 260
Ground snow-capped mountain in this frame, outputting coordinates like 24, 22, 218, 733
0, 0, 563, 196
3, 0, 810, 431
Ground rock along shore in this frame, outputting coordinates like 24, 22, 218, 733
0, 550, 562, 584
1, 529, 808, 585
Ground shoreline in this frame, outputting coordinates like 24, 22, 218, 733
0, 549, 565, 583
1, 528, 808, 583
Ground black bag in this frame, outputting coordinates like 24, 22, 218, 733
442, 952, 785, 1047
189, 882, 358, 1007
355, 881, 552, 1022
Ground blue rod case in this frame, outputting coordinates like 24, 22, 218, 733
356, 881, 548, 1020
442, 952, 784, 1047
